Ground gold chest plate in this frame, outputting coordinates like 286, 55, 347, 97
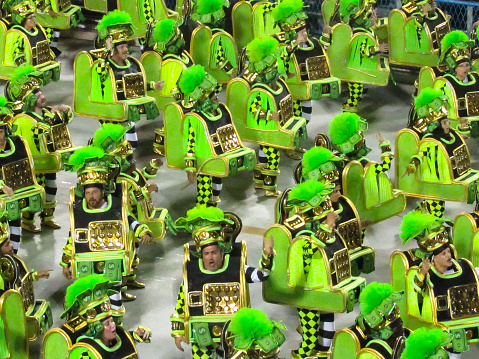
215, 124, 241, 153
20, 272, 35, 311
88, 220, 125, 251
1, 159, 35, 191
465, 91, 479, 116
33, 40, 51, 65
48, 123, 73, 151
331, 248, 351, 283
123, 73, 146, 99
434, 22, 450, 47
451, 144, 470, 176
279, 94, 293, 126
448, 283, 479, 319
337, 219, 362, 250
203, 282, 241, 315
305, 56, 330, 80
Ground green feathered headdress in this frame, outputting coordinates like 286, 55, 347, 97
440, 31, 470, 55
2, 0, 34, 25
439, 31, 473, 71
272, 0, 308, 32
339, 0, 361, 20
152, 19, 177, 50
414, 88, 448, 125
228, 308, 286, 351
0, 96, 13, 118
401, 328, 452, 359
328, 113, 368, 155
179, 65, 217, 103
302, 147, 342, 180
92, 123, 127, 152
6, 65, 42, 113
359, 282, 394, 315
196, 0, 224, 14
68, 146, 106, 170
400, 211, 450, 253
288, 180, 335, 211
246, 36, 279, 74
175, 205, 234, 232
97, 10, 133, 43
191, 0, 228, 25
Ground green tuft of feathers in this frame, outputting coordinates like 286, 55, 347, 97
289, 179, 330, 202
359, 282, 394, 315
229, 308, 274, 342
11, 64, 35, 83
97, 10, 132, 33
196, 0, 224, 14
440, 30, 469, 54
401, 327, 451, 359
339, 0, 361, 17
179, 64, 207, 94
68, 146, 106, 167
64, 274, 109, 309
414, 88, 444, 109
329, 112, 361, 145
153, 19, 176, 44
93, 123, 126, 148
247, 36, 279, 64
302, 147, 334, 176
399, 211, 442, 244
186, 204, 226, 222
0, 96, 9, 108
272, 0, 304, 22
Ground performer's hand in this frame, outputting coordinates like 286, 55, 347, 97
2, 185, 14, 197
187, 171, 196, 184
51, 105, 69, 114
460, 117, 469, 128
105, 37, 113, 52
135, 327, 151, 341
420, 257, 431, 276
271, 111, 280, 122
48, 9, 59, 18
174, 336, 185, 351
324, 211, 339, 228
378, 43, 389, 53
263, 234, 274, 255
376, 132, 386, 144
296, 28, 308, 45
323, 25, 331, 35
154, 81, 165, 91
62, 266, 72, 280
474, 20, 479, 30
37, 269, 53, 279
402, 165, 415, 178
152, 158, 163, 168
141, 233, 152, 244
147, 183, 158, 193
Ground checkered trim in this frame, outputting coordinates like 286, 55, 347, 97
343, 82, 364, 110
174, 282, 185, 316
372, 153, 393, 175
192, 343, 216, 358
187, 123, 195, 155
294, 309, 320, 357
143, 0, 154, 22
197, 174, 213, 205
263, 146, 280, 170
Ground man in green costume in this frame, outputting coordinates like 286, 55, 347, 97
171, 205, 274, 359
6, 64, 74, 232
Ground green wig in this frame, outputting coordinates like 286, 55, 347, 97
401, 328, 451, 359
93, 123, 126, 148
414, 88, 444, 109
399, 211, 443, 244
179, 65, 207, 95
152, 18, 176, 45
329, 112, 363, 145
229, 308, 274, 342
289, 179, 333, 202
196, 0, 224, 14
359, 282, 394, 315
97, 10, 132, 34
272, 0, 304, 22
440, 30, 469, 54
64, 274, 109, 310
68, 146, 106, 169
302, 147, 335, 176
246, 36, 279, 64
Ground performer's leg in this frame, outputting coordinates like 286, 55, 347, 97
312, 312, 335, 357
110, 282, 124, 315
196, 174, 213, 206
210, 177, 223, 205
8, 218, 21, 254
191, 343, 216, 359
41, 173, 60, 229
262, 146, 281, 196
292, 308, 320, 358
343, 82, 364, 112
125, 122, 138, 149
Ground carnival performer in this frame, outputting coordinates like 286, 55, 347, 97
95, 10, 163, 148
62, 275, 151, 359
61, 146, 152, 308
171, 205, 274, 359
6, 65, 74, 232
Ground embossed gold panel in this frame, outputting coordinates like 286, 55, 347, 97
216, 124, 241, 153
20, 273, 35, 311
33, 40, 52, 65
333, 248, 351, 283
123, 73, 146, 99
51, 123, 73, 150
337, 219, 361, 249
305, 56, 330, 80
452, 144, 470, 176
88, 220, 124, 251
1, 159, 35, 190
466, 91, 479, 116
203, 282, 240, 315
449, 283, 479, 319
279, 95, 293, 126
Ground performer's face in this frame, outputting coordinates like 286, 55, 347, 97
23, 14, 36, 31
432, 247, 452, 273
35, 91, 46, 109
85, 187, 105, 209
0, 127, 6, 142
114, 44, 129, 62
440, 118, 450, 134
1, 239, 13, 256
202, 244, 224, 271
455, 62, 470, 79
101, 317, 117, 344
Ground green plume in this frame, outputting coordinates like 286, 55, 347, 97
359, 282, 394, 315
186, 204, 226, 222
339, 0, 361, 17
0, 96, 8, 107
401, 328, 451, 359
64, 274, 109, 309
414, 88, 444, 109
247, 36, 279, 64
68, 146, 106, 167
440, 30, 469, 54
329, 112, 361, 145
93, 123, 126, 148
11, 64, 35, 83
399, 211, 442, 244
272, 0, 304, 22
196, 0, 224, 14
289, 179, 331, 202
97, 10, 132, 33
179, 64, 207, 94
302, 147, 334, 176
153, 19, 176, 44
229, 308, 274, 342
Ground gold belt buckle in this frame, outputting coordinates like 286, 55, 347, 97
436, 295, 449, 311
188, 291, 203, 307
